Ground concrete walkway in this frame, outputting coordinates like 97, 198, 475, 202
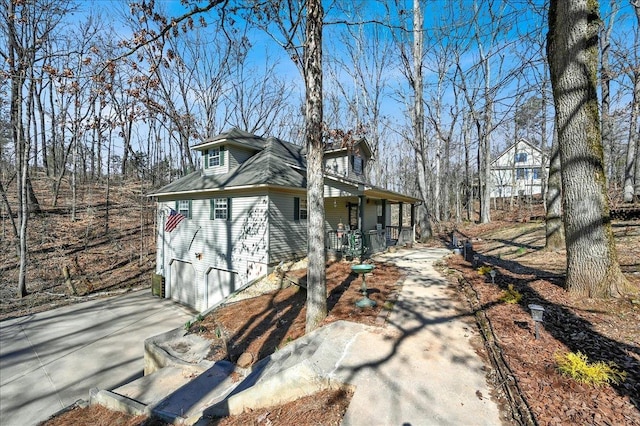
98, 247, 503, 425
341, 248, 502, 425
0, 289, 194, 426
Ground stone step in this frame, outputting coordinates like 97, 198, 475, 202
108, 361, 239, 425
151, 361, 238, 424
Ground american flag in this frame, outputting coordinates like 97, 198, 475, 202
165, 208, 185, 232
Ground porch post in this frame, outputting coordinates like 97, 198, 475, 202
410, 203, 416, 242
359, 195, 365, 258
358, 195, 365, 231
381, 199, 387, 226
398, 202, 403, 232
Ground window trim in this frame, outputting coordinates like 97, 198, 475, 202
294, 197, 308, 221
212, 198, 229, 220
299, 198, 308, 220
353, 154, 363, 175
176, 200, 192, 219
208, 148, 221, 167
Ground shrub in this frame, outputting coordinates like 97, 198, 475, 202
498, 284, 522, 304
555, 351, 626, 386
477, 266, 493, 275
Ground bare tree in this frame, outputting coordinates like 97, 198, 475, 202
302, 0, 325, 332
600, 0, 618, 183
621, 0, 640, 202
1, 0, 71, 296
396, 0, 433, 240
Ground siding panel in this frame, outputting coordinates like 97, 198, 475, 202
156, 192, 269, 310
268, 191, 307, 264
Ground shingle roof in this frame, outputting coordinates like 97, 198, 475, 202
150, 129, 420, 204
191, 128, 267, 151
151, 136, 307, 196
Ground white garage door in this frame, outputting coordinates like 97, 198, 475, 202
205, 268, 238, 311
171, 260, 196, 308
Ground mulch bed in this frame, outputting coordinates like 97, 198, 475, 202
446, 223, 640, 426
189, 259, 403, 366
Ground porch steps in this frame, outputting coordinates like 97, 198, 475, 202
102, 361, 241, 424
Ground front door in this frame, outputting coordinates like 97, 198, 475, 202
348, 203, 358, 230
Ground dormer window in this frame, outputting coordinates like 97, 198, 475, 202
353, 155, 363, 175
208, 147, 223, 167
203, 146, 226, 173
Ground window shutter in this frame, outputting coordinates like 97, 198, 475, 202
188, 200, 192, 219
227, 198, 231, 221
294, 197, 300, 221
204, 150, 209, 168
220, 146, 225, 166
209, 199, 214, 220
174, 200, 178, 211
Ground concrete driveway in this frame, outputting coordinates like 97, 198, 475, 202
0, 289, 194, 426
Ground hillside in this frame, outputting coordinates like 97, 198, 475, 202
0, 173, 158, 320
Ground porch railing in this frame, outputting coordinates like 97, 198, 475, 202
385, 226, 414, 245
326, 228, 403, 257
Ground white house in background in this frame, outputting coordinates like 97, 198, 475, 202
148, 128, 420, 312
490, 139, 547, 199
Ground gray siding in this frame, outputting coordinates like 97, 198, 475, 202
156, 192, 270, 310
228, 145, 255, 169
324, 179, 358, 198
324, 199, 349, 230
267, 191, 308, 264
324, 154, 349, 176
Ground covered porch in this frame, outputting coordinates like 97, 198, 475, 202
322, 184, 419, 257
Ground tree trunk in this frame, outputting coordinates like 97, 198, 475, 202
547, 0, 630, 297
412, 0, 433, 240
480, 48, 492, 224
623, 68, 639, 202
600, 0, 617, 184
545, 130, 564, 250
304, 0, 326, 333
0, 178, 19, 241
464, 118, 473, 221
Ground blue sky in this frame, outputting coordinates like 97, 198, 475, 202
56, 0, 639, 165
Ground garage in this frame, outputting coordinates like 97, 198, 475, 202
205, 267, 238, 311
170, 260, 196, 308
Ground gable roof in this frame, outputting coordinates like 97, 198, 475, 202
191, 127, 267, 152
149, 129, 419, 203
151, 136, 306, 197
491, 138, 543, 166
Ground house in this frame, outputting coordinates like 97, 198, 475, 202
149, 128, 420, 312
490, 139, 547, 199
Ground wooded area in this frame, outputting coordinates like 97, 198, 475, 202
1, 1, 639, 311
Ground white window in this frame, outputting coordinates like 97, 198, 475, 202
353, 155, 363, 175
532, 168, 541, 180
213, 198, 228, 220
299, 198, 308, 220
516, 168, 529, 179
208, 148, 221, 167
178, 200, 190, 217
515, 152, 527, 163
